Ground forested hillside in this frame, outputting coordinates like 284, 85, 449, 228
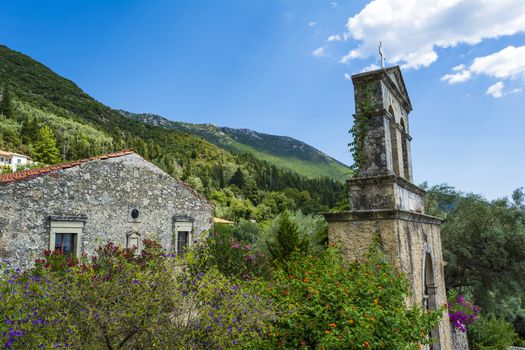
0, 44, 346, 220
120, 111, 351, 181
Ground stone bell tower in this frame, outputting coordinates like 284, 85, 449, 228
323, 66, 453, 350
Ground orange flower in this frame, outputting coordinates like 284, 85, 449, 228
325, 329, 332, 334
374, 298, 379, 305
348, 319, 354, 324
303, 278, 310, 283
364, 341, 370, 348
329, 323, 336, 328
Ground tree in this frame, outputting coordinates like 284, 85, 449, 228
266, 211, 308, 262
32, 126, 62, 164
424, 184, 525, 319
0, 84, 14, 118
229, 167, 245, 188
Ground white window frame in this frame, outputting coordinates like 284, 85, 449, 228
127, 232, 141, 255
49, 219, 85, 257
174, 221, 193, 256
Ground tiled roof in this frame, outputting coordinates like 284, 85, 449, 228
0, 149, 135, 184
0, 150, 30, 158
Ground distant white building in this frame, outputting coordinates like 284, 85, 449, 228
0, 150, 31, 172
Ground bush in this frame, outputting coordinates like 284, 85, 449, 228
266, 211, 309, 262
448, 290, 480, 332
468, 316, 518, 350
0, 240, 272, 349
207, 226, 271, 280
254, 246, 443, 349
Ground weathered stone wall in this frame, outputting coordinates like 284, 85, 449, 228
352, 68, 413, 181
325, 210, 453, 350
0, 154, 214, 269
452, 329, 469, 350
348, 175, 425, 213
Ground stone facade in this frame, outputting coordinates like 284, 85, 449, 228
0, 151, 214, 269
324, 66, 453, 350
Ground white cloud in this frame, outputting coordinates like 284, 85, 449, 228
441, 70, 472, 84
308, 21, 317, 27
344, 73, 351, 80
470, 45, 525, 79
486, 82, 504, 98
331, 2, 339, 8
452, 64, 466, 72
312, 46, 326, 57
327, 34, 342, 42
339, 49, 361, 63
337, 0, 525, 69
441, 45, 525, 84
361, 63, 380, 73
510, 88, 523, 94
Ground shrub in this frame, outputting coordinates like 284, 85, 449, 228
468, 316, 518, 350
207, 226, 271, 280
254, 246, 443, 349
266, 211, 309, 262
448, 290, 480, 332
0, 240, 272, 349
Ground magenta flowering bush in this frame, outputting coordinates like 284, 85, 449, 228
448, 291, 480, 332
207, 228, 271, 280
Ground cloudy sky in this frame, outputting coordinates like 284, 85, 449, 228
1, 0, 524, 199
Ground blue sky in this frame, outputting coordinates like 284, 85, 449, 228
1, 0, 524, 199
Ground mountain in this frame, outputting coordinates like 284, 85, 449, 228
119, 111, 351, 181
0, 44, 346, 219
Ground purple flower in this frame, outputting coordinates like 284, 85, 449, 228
133, 279, 140, 285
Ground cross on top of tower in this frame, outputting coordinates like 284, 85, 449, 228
379, 42, 385, 68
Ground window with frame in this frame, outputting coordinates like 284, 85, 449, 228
174, 219, 193, 257
49, 217, 85, 257
127, 232, 141, 255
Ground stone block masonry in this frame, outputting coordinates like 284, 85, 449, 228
0, 151, 214, 269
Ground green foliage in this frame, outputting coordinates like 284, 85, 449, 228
0, 116, 22, 150
468, 316, 519, 350
266, 211, 309, 262
254, 246, 443, 349
230, 167, 245, 188
232, 220, 262, 243
424, 183, 525, 337
349, 82, 375, 174
123, 110, 352, 181
32, 126, 62, 164
207, 226, 271, 280
0, 241, 272, 349
0, 84, 14, 118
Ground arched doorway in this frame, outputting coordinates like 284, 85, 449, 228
400, 119, 410, 181
423, 252, 441, 350
389, 106, 401, 176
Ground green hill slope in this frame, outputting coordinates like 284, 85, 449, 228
0, 44, 346, 219
120, 111, 351, 181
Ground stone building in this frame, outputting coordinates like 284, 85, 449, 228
0, 150, 214, 269
323, 66, 453, 350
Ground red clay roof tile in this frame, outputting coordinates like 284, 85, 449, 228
0, 149, 135, 184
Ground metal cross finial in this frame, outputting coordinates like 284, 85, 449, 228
379, 41, 385, 68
